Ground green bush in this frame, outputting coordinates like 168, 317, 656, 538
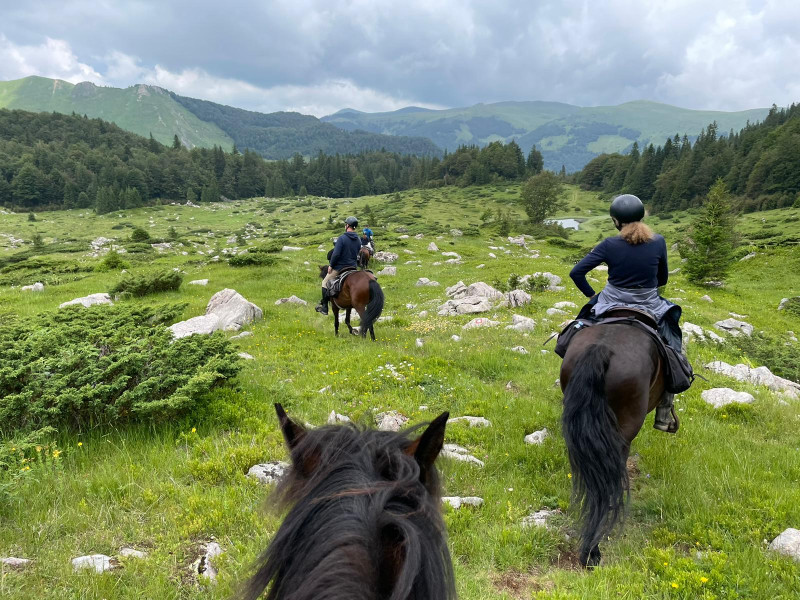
546, 237, 581, 249
527, 274, 551, 293
123, 242, 154, 254
109, 270, 183, 297
96, 250, 130, 271
228, 241, 282, 267
129, 227, 151, 242
783, 297, 800, 318
0, 304, 241, 432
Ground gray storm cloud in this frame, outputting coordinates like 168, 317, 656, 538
1, 0, 798, 115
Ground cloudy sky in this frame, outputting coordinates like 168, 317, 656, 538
1, 0, 798, 116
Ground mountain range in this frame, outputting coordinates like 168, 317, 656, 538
0, 76, 772, 171
322, 101, 771, 171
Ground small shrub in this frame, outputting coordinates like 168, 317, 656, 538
507, 273, 521, 290
0, 304, 241, 432
546, 237, 581, 249
32, 233, 44, 250
123, 242, 154, 254
110, 270, 183, 297
527, 275, 551, 293
783, 297, 800, 318
130, 227, 151, 242
228, 242, 281, 267
731, 332, 800, 382
168, 226, 179, 240
96, 250, 130, 272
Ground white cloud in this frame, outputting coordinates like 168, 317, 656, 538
0, 34, 102, 83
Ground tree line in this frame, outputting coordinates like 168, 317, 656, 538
0, 109, 545, 212
577, 103, 800, 213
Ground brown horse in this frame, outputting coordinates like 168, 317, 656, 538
318, 266, 385, 340
237, 404, 455, 600
357, 245, 371, 270
559, 309, 665, 568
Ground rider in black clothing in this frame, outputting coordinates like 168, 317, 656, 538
316, 216, 362, 315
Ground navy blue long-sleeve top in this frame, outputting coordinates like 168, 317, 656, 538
329, 231, 361, 271
569, 234, 669, 298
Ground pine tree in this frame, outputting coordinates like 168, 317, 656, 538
679, 178, 738, 283
172, 135, 182, 150
526, 145, 544, 174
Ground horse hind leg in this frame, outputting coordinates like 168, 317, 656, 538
345, 308, 356, 335
333, 306, 340, 336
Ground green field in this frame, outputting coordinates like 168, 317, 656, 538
1, 185, 799, 598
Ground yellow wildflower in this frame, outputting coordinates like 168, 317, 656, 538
700, 577, 708, 584
78, 442, 83, 447
191, 427, 197, 433
671, 583, 679, 589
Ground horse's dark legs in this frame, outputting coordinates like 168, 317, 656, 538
581, 546, 602, 568
333, 306, 340, 336
345, 308, 355, 335
369, 325, 376, 341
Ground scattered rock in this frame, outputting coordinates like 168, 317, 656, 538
170, 315, 222, 338
415, 277, 440, 287
506, 289, 531, 307
779, 298, 790, 310
281, 246, 303, 251
476, 263, 485, 269
447, 416, 492, 428
193, 541, 223, 581
441, 251, 461, 259
247, 462, 289, 484
327, 411, 351, 424
506, 314, 536, 332
701, 388, 755, 408
442, 496, 484, 509
450, 229, 463, 236
21, 282, 44, 292
714, 318, 753, 337
151, 242, 173, 252
510, 346, 529, 354
546, 308, 567, 316
522, 509, 561, 529
507, 235, 527, 247
275, 295, 307, 306
594, 265, 608, 272
739, 252, 756, 261
446, 280, 503, 300
700, 294, 713, 303
438, 297, 492, 316
524, 428, 549, 445
377, 266, 397, 276
189, 279, 209, 286
669, 268, 681, 275
705, 280, 724, 287
553, 301, 577, 309
238, 352, 254, 360
374, 251, 398, 263
415, 233, 425, 239
705, 361, 800, 399
416, 338, 424, 348
72, 554, 117, 573
59, 293, 113, 309
488, 252, 496, 258
451, 334, 461, 341
119, 548, 147, 559
399, 235, 409, 239
418, 310, 428, 318
1, 557, 31, 570
403, 249, 415, 255
427, 242, 439, 252
769, 528, 800, 561
462, 317, 500, 329
376, 411, 409, 432
441, 443, 484, 467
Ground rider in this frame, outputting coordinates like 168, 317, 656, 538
569, 194, 682, 433
316, 216, 362, 315
361, 227, 375, 255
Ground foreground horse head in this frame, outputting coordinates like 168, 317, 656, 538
238, 404, 455, 600
559, 311, 665, 567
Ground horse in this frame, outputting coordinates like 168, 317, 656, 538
357, 245, 371, 270
238, 404, 456, 600
559, 309, 666, 568
318, 266, 385, 340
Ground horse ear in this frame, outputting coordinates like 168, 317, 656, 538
275, 403, 306, 450
405, 412, 449, 484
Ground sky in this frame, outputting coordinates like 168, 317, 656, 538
1, 0, 799, 117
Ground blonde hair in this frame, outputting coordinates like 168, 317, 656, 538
619, 221, 654, 245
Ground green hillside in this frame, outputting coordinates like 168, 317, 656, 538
322, 100, 770, 172
0, 76, 234, 149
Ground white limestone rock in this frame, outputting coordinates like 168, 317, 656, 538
447, 416, 492, 428
247, 461, 289, 484
450, 229, 463, 236
553, 301, 577, 309
230, 330, 253, 340
442, 496, 484, 509
119, 548, 148, 559
415, 277, 440, 287
705, 361, 800, 400
328, 411, 351, 424
377, 266, 397, 276
72, 554, 117, 573
193, 541, 223, 581
769, 528, 800, 561
275, 295, 308, 306
462, 317, 500, 329
508, 236, 527, 247
451, 334, 461, 342
169, 314, 222, 339
427, 242, 439, 252
522, 508, 561, 529
416, 338, 424, 348
524, 428, 549, 445
189, 279, 209, 286
506, 289, 532, 307
714, 318, 753, 337
374, 251, 398, 263
1, 557, 31, 569
521, 272, 564, 292
510, 346, 529, 354
59, 293, 113, 309
376, 411, 409, 432
281, 246, 303, 251
238, 352, 254, 360
700, 294, 713, 302
701, 388, 755, 408
205, 289, 263, 331
21, 282, 44, 292
438, 296, 492, 316
546, 308, 567, 316
441, 443, 484, 467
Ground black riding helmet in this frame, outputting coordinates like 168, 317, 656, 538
609, 194, 645, 224
345, 216, 358, 228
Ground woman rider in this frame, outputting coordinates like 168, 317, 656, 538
569, 194, 681, 433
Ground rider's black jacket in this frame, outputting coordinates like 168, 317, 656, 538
329, 231, 361, 271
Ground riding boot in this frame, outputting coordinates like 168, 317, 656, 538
315, 289, 329, 315
653, 392, 679, 433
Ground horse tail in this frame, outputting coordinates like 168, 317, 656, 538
561, 343, 629, 565
360, 279, 384, 334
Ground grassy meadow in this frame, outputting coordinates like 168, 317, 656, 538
1, 184, 799, 599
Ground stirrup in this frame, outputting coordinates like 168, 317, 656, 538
653, 405, 679, 434
315, 302, 328, 315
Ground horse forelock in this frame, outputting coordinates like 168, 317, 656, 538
242, 424, 455, 600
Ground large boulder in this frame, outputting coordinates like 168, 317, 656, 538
701, 388, 755, 408
169, 315, 222, 338
59, 293, 113, 309
206, 289, 263, 331
769, 528, 800, 561
446, 280, 502, 300
507, 236, 527, 247
247, 462, 288, 485
462, 317, 499, 329
438, 297, 492, 316
374, 251, 398, 263
506, 289, 532, 307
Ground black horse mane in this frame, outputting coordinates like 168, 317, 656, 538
238, 420, 455, 600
